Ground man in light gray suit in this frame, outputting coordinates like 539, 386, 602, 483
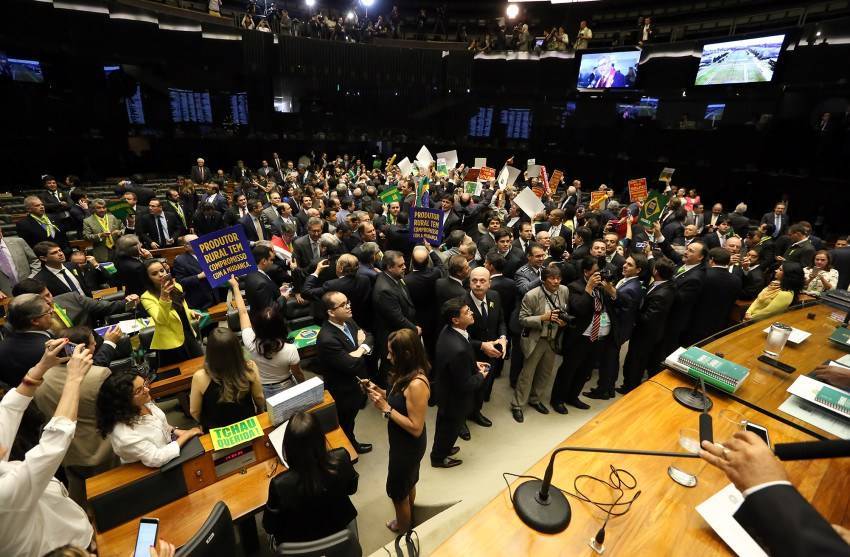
510, 265, 570, 423
0, 228, 41, 297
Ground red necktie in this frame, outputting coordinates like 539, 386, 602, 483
589, 291, 602, 342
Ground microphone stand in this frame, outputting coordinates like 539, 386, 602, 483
513, 445, 699, 534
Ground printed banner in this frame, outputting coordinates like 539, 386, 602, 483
378, 187, 403, 204
436, 158, 449, 177
464, 168, 480, 182
659, 167, 676, 182
589, 191, 608, 209
190, 225, 257, 288
549, 169, 564, 193
478, 166, 496, 181
209, 416, 264, 451
107, 200, 133, 220
409, 207, 444, 246
436, 150, 458, 170
540, 165, 549, 193
628, 178, 648, 202
464, 181, 482, 196
474, 157, 487, 168
638, 190, 669, 228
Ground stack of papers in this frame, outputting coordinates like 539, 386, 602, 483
266, 376, 324, 426
94, 317, 152, 337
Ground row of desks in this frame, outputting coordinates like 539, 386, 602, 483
435, 303, 850, 555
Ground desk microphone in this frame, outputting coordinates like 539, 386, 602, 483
774, 439, 850, 461
698, 378, 713, 445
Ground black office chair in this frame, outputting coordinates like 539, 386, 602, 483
105, 312, 134, 325
108, 357, 135, 374
175, 501, 242, 557
138, 327, 155, 351
227, 309, 241, 333
275, 525, 361, 557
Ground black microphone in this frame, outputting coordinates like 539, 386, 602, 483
698, 378, 713, 444
774, 439, 850, 461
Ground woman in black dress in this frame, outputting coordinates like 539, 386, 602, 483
365, 328, 430, 533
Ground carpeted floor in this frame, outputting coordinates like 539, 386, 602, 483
165, 357, 619, 556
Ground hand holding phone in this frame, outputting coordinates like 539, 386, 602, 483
133, 518, 159, 557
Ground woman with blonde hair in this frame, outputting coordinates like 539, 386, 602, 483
189, 328, 265, 431
364, 328, 430, 533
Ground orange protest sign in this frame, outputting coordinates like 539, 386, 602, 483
628, 178, 648, 202
479, 166, 496, 181
549, 170, 564, 192
589, 191, 608, 209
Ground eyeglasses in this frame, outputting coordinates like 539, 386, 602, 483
133, 379, 151, 396
332, 300, 352, 310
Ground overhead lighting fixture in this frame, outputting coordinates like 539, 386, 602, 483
361, 0, 374, 6
506, 4, 519, 19
346, 11, 354, 20
305, 0, 315, 7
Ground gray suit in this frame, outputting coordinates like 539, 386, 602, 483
82, 213, 123, 262
262, 206, 283, 236
512, 284, 569, 409
53, 292, 127, 327
0, 236, 41, 296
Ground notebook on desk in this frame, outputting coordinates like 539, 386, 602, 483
828, 326, 850, 350
665, 346, 749, 393
787, 375, 850, 419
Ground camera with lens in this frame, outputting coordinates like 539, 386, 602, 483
597, 256, 615, 283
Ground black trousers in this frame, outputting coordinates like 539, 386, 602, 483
332, 389, 366, 445
474, 358, 502, 412
431, 408, 464, 462
594, 338, 625, 393
509, 333, 524, 386
551, 335, 607, 405
621, 335, 656, 392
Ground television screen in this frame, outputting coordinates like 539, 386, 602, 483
695, 34, 785, 86
616, 97, 658, 120
126, 84, 146, 125
705, 103, 726, 121
616, 104, 638, 120
5, 57, 44, 83
577, 51, 640, 89
469, 107, 494, 138
229, 92, 249, 125
500, 108, 532, 139
169, 88, 213, 123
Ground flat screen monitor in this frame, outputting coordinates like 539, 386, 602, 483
168, 88, 213, 124
695, 34, 785, 86
229, 92, 249, 125
4, 57, 44, 83
468, 107, 494, 138
577, 51, 640, 89
705, 103, 726, 121
500, 108, 532, 139
616, 97, 657, 120
126, 84, 146, 125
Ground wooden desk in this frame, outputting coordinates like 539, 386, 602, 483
434, 374, 850, 556
150, 246, 186, 266
91, 394, 355, 557
206, 301, 230, 322
150, 356, 205, 399
681, 303, 847, 439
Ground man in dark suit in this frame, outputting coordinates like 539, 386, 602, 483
512, 221, 534, 260
656, 241, 707, 366
435, 255, 469, 309
223, 193, 251, 227
728, 203, 751, 237
172, 237, 221, 310
705, 203, 725, 233
231, 160, 250, 182
114, 235, 153, 297
302, 254, 372, 329
239, 200, 274, 245
190, 158, 212, 185
535, 208, 573, 250
17, 196, 70, 253
295, 195, 314, 233
602, 231, 627, 284
372, 251, 418, 386
760, 202, 789, 239
292, 217, 324, 270
466, 267, 507, 426
489, 228, 524, 279
199, 183, 228, 214
32, 241, 90, 297
404, 244, 445, 358
830, 241, 850, 291
700, 431, 850, 557
781, 224, 816, 269
137, 199, 184, 250
475, 212, 502, 258
485, 252, 518, 330
317, 291, 374, 454
0, 293, 55, 385
430, 297, 489, 468
439, 197, 463, 237
116, 179, 157, 207
702, 217, 732, 250
38, 175, 71, 230
684, 248, 742, 345
585, 254, 646, 400
244, 245, 287, 312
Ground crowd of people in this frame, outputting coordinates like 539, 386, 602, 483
2, 150, 850, 556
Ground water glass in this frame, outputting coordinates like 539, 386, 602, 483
764, 322, 792, 358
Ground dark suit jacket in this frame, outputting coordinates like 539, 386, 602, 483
137, 212, 184, 248
224, 206, 251, 227
632, 281, 676, 344
372, 272, 417, 358
433, 326, 484, 418
190, 166, 213, 185
38, 189, 71, 221
784, 239, 816, 269
53, 292, 126, 327
441, 211, 462, 236
244, 270, 282, 312
728, 212, 751, 237
702, 231, 726, 250
35, 263, 91, 297
435, 277, 468, 310
292, 235, 319, 270
172, 253, 219, 310
685, 266, 742, 344
830, 247, 850, 290
734, 483, 850, 557
760, 212, 789, 237
317, 319, 372, 402
737, 265, 765, 300
115, 256, 147, 297
239, 214, 274, 243
756, 238, 777, 268
667, 264, 706, 342
466, 291, 506, 361
191, 210, 225, 237
15, 215, 70, 252
612, 278, 643, 346
564, 277, 616, 349
303, 273, 372, 329
404, 252, 444, 335
0, 330, 53, 385
490, 274, 518, 332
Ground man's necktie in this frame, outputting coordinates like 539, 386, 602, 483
0, 245, 18, 285
154, 218, 163, 245
254, 218, 263, 241
61, 268, 83, 295
342, 323, 356, 346
312, 241, 320, 260
589, 291, 602, 342
480, 299, 488, 320
159, 216, 170, 242
775, 216, 781, 236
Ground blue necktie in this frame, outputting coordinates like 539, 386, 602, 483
342, 323, 356, 346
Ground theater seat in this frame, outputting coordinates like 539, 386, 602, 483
227, 309, 241, 332
274, 524, 361, 557
138, 327, 155, 351
105, 312, 134, 325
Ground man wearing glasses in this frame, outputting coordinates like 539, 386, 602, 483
317, 291, 374, 454
0, 293, 56, 385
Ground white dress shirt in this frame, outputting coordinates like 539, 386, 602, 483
109, 402, 180, 467
47, 265, 84, 294
0, 389, 93, 557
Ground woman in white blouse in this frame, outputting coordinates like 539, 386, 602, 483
0, 339, 95, 557
96, 372, 201, 468
228, 277, 304, 399
803, 250, 839, 295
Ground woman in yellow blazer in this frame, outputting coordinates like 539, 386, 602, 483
745, 261, 804, 321
141, 259, 204, 366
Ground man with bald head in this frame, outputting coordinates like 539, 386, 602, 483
303, 253, 373, 327
172, 234, 221, 309
466, 267, 508, 428
404, 242, 445, 358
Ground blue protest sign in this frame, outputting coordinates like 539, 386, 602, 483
409, 207, 443, 246
189, 225, 257, 288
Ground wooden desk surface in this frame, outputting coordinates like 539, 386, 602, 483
150, 356, 205, 399
434, 374, 850, 556
682, 303, 847, 439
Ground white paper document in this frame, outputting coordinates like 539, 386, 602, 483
415, 145, 434, 166
397, 157, 413, 176
761, 325, 811, 345
267, 420, 289, 467
513, 187, 545, 218
779, 396, 850, 439
497, 166, 521, 190
695, 484, 768, 557
436, 150, 458, 169
474, 157, 487, 168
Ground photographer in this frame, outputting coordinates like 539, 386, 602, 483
551, 257, 616, 414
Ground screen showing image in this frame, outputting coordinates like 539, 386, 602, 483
229, 92, 249, 125
6, 57, 44, 83
469, 106, 494, 138
695, 34, 784, 86
577, 51, 640, 89
705, 103, 726, 121
616, 97, 658, 120
500, 108, 532, 139
169, 88, 212, 123
126, 84, 146, 125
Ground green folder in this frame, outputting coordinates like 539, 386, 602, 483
677, 346, 750, 393
828, 326, 850, 350
815, 385, 850, 417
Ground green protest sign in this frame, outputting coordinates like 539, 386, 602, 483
378, 187, 403, 204
638, 190, 669, 228
209, 416, 264, 451
107, 200, 132, 220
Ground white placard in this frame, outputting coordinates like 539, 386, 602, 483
397, 157, 413, 176
474, 157, 487, 168
527, 164, 542, 179
526, 158, 536, 167
513, 187, 545, 218
415, 145, 434, 167
497, 166, 521, 190
695, 484, 768, 557
436, 150, 458, 169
